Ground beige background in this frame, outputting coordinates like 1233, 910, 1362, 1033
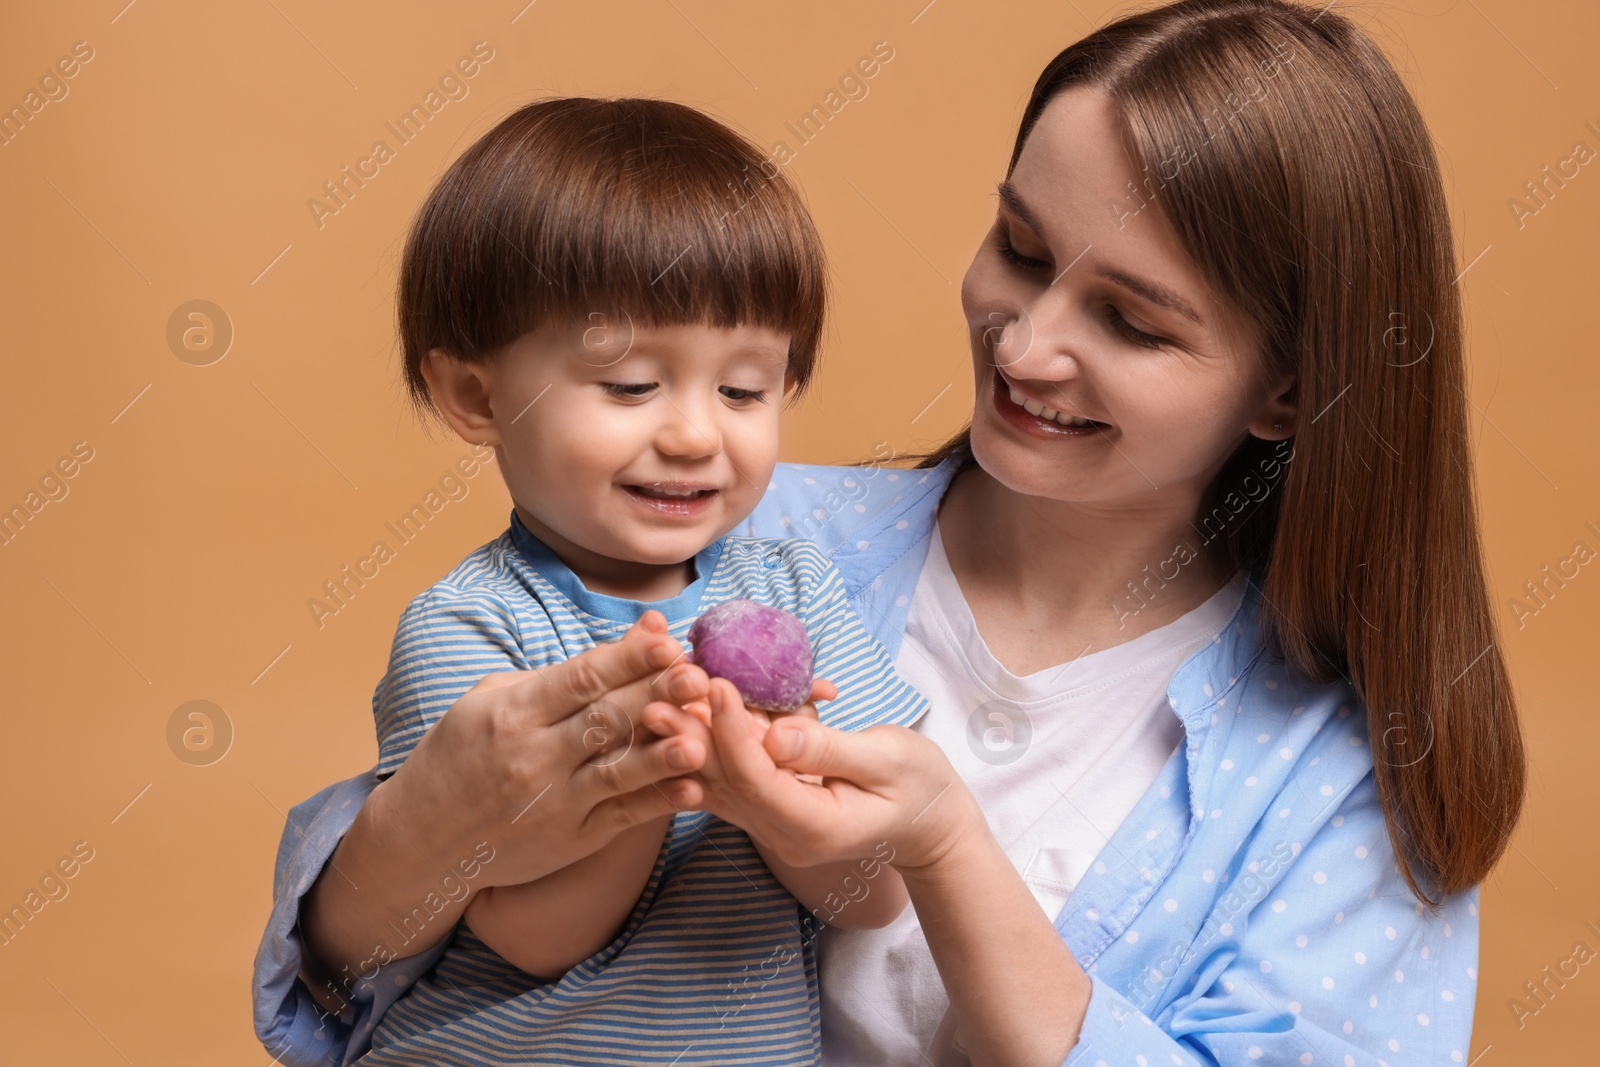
0, 1, 1594, 1062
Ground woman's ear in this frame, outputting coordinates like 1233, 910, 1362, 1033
420, 348, 499, 446
1249, 372, 1297, 440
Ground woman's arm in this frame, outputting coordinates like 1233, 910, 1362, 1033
650, 677, 1477, 1067
260, 616, 710, 1065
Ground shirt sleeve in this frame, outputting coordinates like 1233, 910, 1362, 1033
373, 584, 530, 776
1061, 770, 1481, 1067
253, 586, 531, 1065
782, 540, 929, 732
251, 770, 452, 1067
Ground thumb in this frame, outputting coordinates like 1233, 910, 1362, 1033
763, 716, 895, 785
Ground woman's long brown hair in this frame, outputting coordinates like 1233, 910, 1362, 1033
918, 0, 1525, 906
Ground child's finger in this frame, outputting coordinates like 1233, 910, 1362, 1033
641, 700, 708, 738
810, 678, 838, 703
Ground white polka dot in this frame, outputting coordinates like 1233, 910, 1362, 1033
1301, 1054, 1313, 1065
1388, 1039, 1400, 1051
1204, 684, 1214, 696
1248, 1047, 1262, 1059
1355, 952, 1367, 964
1289, 1001, 1301, 1014
887, 472, 899, 481
1322, 976, 1335, 989
1451, 1052, 1463, 1062
856, 540, 870, 550
1335, 911, 1345, 923
1320, 785, 1333, 796
895, 519, 909, 530
1279, 747, 1293, 760
1086, 908, 1100, 921
1266, 679, 1278, 689
1210, 809, 1223, 819
1441, 990, 1455, 1002
1418, 1014, 1430, 1026
1272, 899, 1286, 913
1259, 960, 1273, 973
1202, 869, 1215, 883
1295, 935, 1308, 948
1245, 776, 1258, 787
1385, 926, 1396, 940
1332, 815, 1345, 826
1094, 861, 1107, 875
1350, 736, 1362, 745
1356, 846, 1369, 859
1164, 898, 1178, 912
1137, 1057, 1148, 1067
1468, 967, 1477, 979
1147, 829, 1160, 841
813, 508, 826, 519
895, 595, 909, 607
1278, 807, 1291, 819
1346, 1057, 1356, 1067
1126, 930, 1140, 943
1421, 946, 1430, 959
1257, 732, 1270, 743
1220, 922, 1234, 936
1370, 995, 1378, 1008
1313, 871, 1327, 884
1395, 970, 1405, 982
854, 503, 866, 512
1221, 759, 1235, 770
803, 476, 816, 484
1343, 1021, 1353, 1034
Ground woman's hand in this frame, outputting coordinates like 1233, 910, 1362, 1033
299, 612, 709, 1010
643, 666, 983, 873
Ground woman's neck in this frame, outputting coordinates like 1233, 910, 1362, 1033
935, 465, 1234, 676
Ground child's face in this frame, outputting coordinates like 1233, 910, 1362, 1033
470, 320, 792, 570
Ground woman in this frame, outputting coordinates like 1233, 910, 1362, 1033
255, 2, 1524, 1064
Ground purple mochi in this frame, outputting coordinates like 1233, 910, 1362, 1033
686, 599, 814, 712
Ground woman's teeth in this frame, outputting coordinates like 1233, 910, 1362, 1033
1008, 385, 1100, 428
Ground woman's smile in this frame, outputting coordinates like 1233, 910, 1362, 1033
988, 368, 1112, 439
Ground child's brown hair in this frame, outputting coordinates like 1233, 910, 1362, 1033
397, 97, 828, 421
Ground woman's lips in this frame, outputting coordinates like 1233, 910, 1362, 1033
989, 372, 1109, 438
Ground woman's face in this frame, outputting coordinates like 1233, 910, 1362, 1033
961, 86, 1292, 513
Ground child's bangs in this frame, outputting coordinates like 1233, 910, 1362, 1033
398, 98, 827, 414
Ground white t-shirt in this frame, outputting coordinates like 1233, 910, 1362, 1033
818, 524, 1247, 1066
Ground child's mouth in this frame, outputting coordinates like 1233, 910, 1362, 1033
623, 483, 718, 515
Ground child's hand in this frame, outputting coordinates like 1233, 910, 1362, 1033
646, 660, 832, 741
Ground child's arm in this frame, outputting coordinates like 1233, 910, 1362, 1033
463, 814, 672, 979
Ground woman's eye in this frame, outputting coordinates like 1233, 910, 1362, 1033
719, 386, 767, 403
601, 382, 656, 398
995, 228, 1052, 273
1106, 305, 1166, 349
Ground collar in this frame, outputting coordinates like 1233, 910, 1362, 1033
506, 509, 726, 625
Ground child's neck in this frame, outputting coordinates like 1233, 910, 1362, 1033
514, 505, 697, 603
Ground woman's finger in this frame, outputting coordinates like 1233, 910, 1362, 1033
584, 776, 704, 836
575, 732, 706, 802
513, 613, 683, 727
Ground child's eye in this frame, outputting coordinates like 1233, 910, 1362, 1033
601, 382, 656, 398
719, 386, 767, 403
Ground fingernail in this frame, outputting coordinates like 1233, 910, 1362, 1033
772, 728, 801, 761
668, 744, 691, 769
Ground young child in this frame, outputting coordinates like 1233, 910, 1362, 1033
361, 97, 927, 1065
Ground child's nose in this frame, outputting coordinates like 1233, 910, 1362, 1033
654, 402, 722, 459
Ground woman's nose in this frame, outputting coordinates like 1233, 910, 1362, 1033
987, 291, 1083, 383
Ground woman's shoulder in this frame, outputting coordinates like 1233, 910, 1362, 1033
740, 456, 958, 554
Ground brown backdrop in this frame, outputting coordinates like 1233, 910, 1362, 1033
1, 1, 1594, 1062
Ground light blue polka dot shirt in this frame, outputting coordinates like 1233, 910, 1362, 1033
255, 456, 1481, 1067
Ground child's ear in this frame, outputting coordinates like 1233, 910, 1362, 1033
421, 348, 500, 446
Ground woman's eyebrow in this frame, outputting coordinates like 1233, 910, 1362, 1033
999, 178, 1204, 325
